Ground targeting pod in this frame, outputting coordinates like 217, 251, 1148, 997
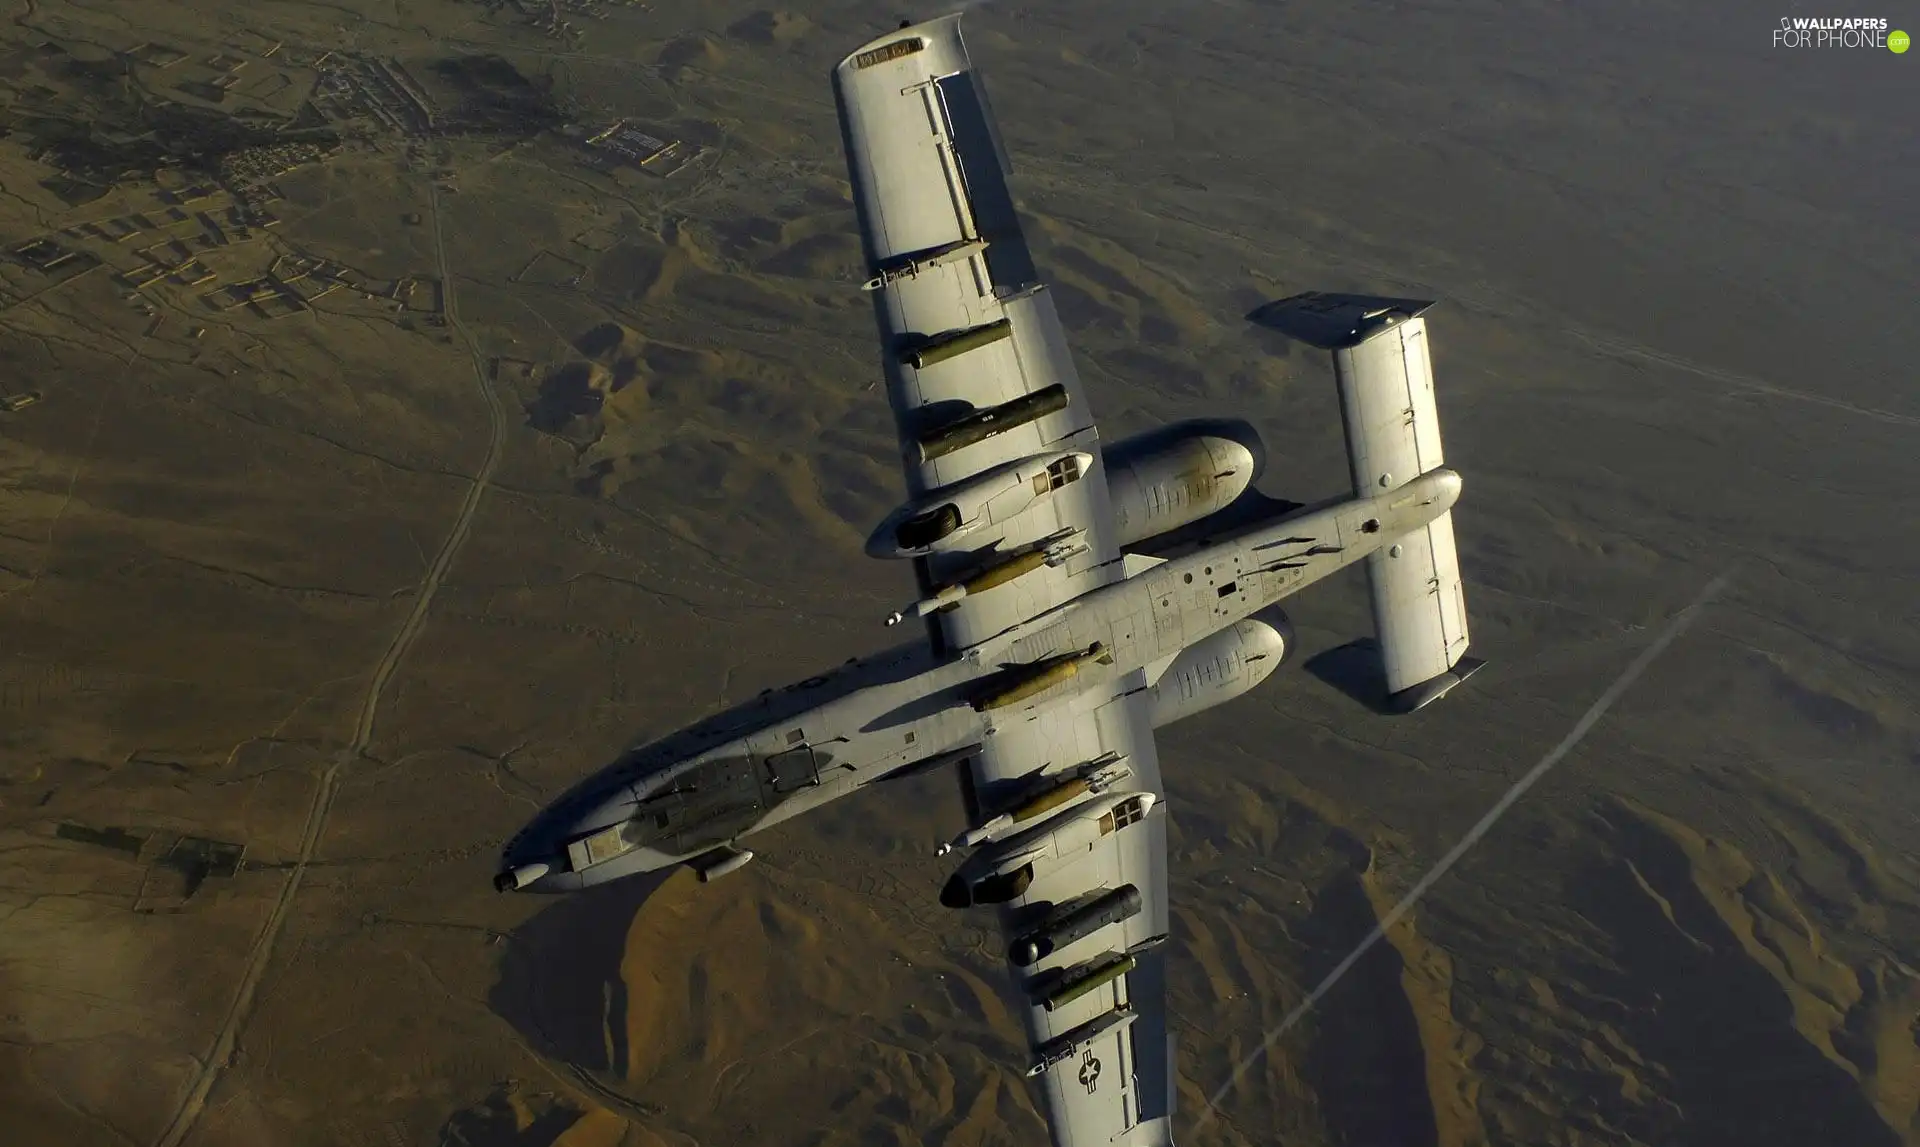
915, 383, 1069, 463
886, 530, 1086, 625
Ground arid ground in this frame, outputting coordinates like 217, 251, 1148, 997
2, 1, 1916, 1145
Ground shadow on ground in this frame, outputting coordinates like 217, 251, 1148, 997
438, 1082, 583, 1147
1297, 870, 1443, 1147
1562, 809, 1904, 1147
1303, 638, 1390, 711
489, 869, 677, 1078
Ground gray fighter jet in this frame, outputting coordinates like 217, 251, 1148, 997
496, 14, 1481, 1145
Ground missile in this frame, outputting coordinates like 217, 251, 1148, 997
885, 583, 967, 626
1036, 932, 1171, 1011
885, 531, 1083, 625
949, 756, 1132, 850
1038, 952, 1135, 1011
970, 642, 1111, 713
1026, 1003, 1137, 1076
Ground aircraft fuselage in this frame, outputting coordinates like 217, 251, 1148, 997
496, 468, 1460, 892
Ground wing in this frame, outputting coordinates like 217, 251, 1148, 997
972, 686, 1176, 1147
832, 14, 1125, 650
835, 19, 1176, 1147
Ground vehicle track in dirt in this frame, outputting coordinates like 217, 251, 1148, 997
152, 185, 506, 1147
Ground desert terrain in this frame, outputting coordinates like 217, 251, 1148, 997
1, 0, 1916, 1145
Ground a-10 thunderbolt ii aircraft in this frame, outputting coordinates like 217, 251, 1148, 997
496, 12, 1482, 1146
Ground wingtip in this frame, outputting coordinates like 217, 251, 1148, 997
1246, 291, 1441, 350
835, 11, 967, 76
1384, 654, 1486, 713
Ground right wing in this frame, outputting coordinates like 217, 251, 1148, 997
1249, 292, 1483, 710
967, 688, 1176, 1147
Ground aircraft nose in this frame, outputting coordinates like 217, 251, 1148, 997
496, 820, 570, 892
495, 861, 553, 892
495, 785, 626, 893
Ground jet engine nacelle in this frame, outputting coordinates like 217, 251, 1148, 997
1103, 419, 1266, 549
1147, 610, 1297, 729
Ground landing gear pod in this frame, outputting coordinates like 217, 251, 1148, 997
895, 503, 961, 551
940, 862, 1033, 907
865, 450, 1093, 559
940, 793, 1156, 910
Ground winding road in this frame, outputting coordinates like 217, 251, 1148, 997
151, 185, 507, 1147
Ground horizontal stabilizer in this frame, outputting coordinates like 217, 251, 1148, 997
1247, 291, 1437, 351
1367, 512, 1473, 703
1266, 292, 1479, 709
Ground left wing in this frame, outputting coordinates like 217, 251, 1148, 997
832, 13, 1124, 649
834, 17, 1177, 1147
